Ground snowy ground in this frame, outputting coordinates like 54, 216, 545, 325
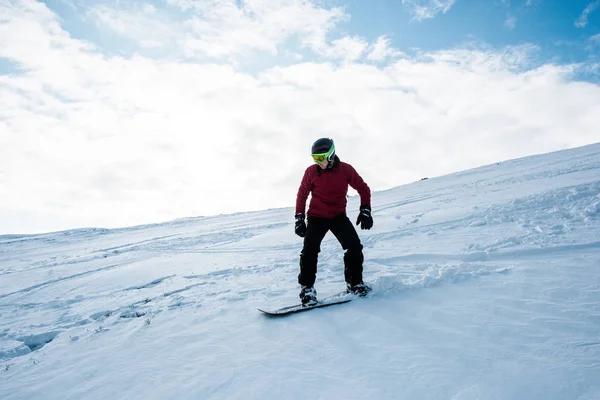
1, 143, 600, 400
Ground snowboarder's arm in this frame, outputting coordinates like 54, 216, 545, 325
295, 168, 312, 215
347, 165, 371, 207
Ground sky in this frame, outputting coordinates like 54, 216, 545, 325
1, 0, 599, 234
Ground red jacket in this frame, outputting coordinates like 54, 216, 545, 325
296, 157, 371, 218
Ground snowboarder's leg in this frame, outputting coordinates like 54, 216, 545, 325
298, 217, 329, 288
329, 214, 365, 286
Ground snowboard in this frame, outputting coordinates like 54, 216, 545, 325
258, 292, 352, 317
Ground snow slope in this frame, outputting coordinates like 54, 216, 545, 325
1, 143, 600, 400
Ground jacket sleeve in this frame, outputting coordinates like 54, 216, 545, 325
295, 167, 312, 215
347, 164, 371, 207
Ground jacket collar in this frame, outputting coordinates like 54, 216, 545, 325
316, 155, 340, 176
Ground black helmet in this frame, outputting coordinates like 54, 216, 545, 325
311, 138, 335, 163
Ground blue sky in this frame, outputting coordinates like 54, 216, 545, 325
0, 0, 599, 233
32, 0, 600, 74
341, 0, 599, 61
8, 0, 595, 77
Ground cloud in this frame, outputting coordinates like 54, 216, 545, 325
174, 0, 348, 60
75, 0, 351, 61
367, 35, 405, 62
317, 36, 369, 62
1, 0, 600, 234
575, 0, 600, 28
86, 3, 174, 48
68, 0, 403, 64
505, 16, 517, 30
402, 0, 457, 21
586, 34, 600, 52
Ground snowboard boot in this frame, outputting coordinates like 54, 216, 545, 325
346, 282, 371, 297
299, 286, 317, 306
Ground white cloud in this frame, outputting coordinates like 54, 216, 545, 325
70, 1, 399, 64
171, 0, 347, 60
317, 36, 369, 62
367, 35, 405, 62
505, 16, 517, 30
68, 0, 351, 61
586, 34, 600, 52
1, 0, 600, 234
402, 0, 457, 22
86, 3, 174, 48
575, 0, 600, 28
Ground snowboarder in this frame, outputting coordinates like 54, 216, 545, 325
295, 138, 373, 305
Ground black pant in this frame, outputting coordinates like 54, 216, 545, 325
298, 213, 364, 288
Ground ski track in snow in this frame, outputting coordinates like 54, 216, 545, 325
0, 143, 599, 399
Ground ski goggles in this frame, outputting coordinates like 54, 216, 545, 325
311, 144, 335, 164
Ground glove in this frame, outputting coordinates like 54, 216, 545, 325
295, 213, 306, 237
356, 205, 373, 230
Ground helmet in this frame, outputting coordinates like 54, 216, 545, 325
311, 138, 335, 164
